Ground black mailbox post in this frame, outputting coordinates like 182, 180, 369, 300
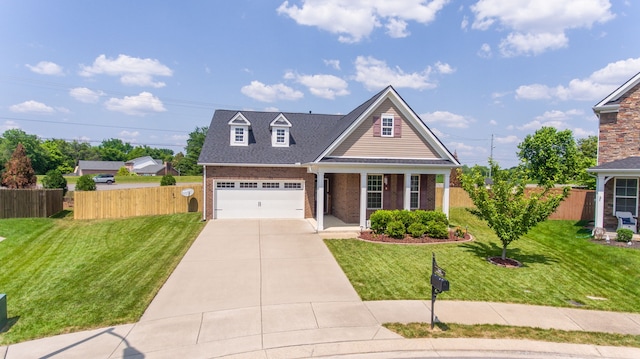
430, 253, 449, 329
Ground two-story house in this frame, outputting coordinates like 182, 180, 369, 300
588, 72, 640, 230
198, 86, 460, 231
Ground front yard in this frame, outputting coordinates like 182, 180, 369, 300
0, 212, 205, 344
325, 207, 640, 313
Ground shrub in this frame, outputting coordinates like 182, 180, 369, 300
75, 174, 96, 191
160, 174, 176, 186
407, 222, 427, 238
41, 169, 68, 195
385, 220, 406, 239
426, 220, 449, 239
413, 210, 448, 227
370, 210, 393, 234
393, 209, 415, 228
616, 228, 634, 242
117, 167, 131, 176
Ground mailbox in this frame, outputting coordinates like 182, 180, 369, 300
430, 274, 449, 292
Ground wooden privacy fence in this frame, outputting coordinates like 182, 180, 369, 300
74, 185, 203, 220
0, 189, 63, 218
436, 187, 595, 221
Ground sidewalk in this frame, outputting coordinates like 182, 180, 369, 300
2, 219, 640, 359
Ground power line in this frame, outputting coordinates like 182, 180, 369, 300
0, 116, 189, 133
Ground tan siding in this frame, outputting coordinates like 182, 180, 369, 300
329, 99, 439, 158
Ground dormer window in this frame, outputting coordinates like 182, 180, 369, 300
270, 114, 292, 147
381, 114, 394, 137
228, 113, 250, 146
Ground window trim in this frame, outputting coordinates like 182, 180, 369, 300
410, 175, 420, 209
614, 177, 638, 216
367, 174, 383, 210
381, 114, 394, 137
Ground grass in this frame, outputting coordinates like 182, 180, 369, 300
0, 212, 205, 344
324, 207, 640, 312
384, 322, 640, 348
36, 175, 201, 184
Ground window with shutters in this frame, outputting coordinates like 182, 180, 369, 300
367, 174, 383, 209
381, 114, 394, 137
410, 175, 420, 209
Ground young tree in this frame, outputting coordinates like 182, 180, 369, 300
460, 161, 569, 260
160, 174, 176, 186
517, 127, 578, 186
0, 129, 50, 174
1, 143, 37, 188
42, 169, 68, 195
75, 174, 96, 191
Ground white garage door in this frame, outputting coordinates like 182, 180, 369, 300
214, 180, 305, 219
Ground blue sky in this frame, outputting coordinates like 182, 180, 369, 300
1, 0, 638, 167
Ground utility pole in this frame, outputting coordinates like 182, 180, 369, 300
489, 134, 495, 178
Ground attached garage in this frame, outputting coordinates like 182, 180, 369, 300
214, 180, 305, 219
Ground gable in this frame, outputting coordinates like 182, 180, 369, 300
328, 98, 438, 159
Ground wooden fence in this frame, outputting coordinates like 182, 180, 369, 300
74, 185, 203, 220
0, 189, 63, 218
436, 187, 595, 221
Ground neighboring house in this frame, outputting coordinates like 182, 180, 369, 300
198, 86, 460, 230
75, 160, 124, 176
125, 156, 177, 176
588, 72, 640, 230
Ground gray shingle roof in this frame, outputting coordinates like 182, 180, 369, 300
77, 160, 124, 171
198, 87, 390, 165
589, 157, 640, 171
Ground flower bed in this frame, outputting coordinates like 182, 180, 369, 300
359, 229, 471, 244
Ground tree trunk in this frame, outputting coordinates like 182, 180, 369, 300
501, 245, 507, 260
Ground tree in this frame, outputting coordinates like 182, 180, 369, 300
181, 127, 208, 175
117, 166, 132, 176
0, 129, 49, 174
460, 161, 569, 260
42, 139, 75, 174
42, 169, 68, 195
98, 138, 132, 161
2, 143, 37, 188
575, 136, 598, 189
75, 174, 96, 191
517, 127, 578, 186
172, 152, 185, 176
160, 174, 176, 186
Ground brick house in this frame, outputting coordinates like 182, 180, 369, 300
588, 72, 640, 230
198, 86, 460, 230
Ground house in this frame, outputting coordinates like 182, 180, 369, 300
75, 160, 124, 176
125, 156, 177, 176
588, 72, 640, 230
198, 86, 460, 230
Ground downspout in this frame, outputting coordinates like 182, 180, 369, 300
202, 164, 207, 221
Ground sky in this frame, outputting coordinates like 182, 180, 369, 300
1, 0, 639, 168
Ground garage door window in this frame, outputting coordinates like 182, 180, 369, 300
240, 182, 258, 188
262, 182, 280, 189
284, 183, 302, 189
217, 182, 235, 188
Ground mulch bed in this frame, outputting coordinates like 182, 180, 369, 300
487, 256, 522, 268
591, 239, 640, 250
358, 230, 472, 244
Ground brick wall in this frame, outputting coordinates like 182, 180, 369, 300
204, 166, 315, 220
330, 173, 360, 223
598, 83, 640, 165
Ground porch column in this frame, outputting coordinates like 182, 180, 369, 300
316, 171, 324, 231
595, 174, 606, 229
403, 172, 412, 210
360, 172, 368, 228
442, 173, 450, 218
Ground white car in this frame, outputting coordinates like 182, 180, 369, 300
92, 174, 115, 184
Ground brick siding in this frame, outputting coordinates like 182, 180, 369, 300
598, 83, 640, 165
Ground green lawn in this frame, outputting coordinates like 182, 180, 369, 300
325, 207, 640, 312
0, 212, 205, 344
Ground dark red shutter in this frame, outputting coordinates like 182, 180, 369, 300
394, 116, 402, 137
373, 116, 381, 137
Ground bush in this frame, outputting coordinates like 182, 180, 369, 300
393, 209, 415, 228
75, 174, 96, 191
413, 210, 448, 227
407, 222, 427, 238
370, 210, 394, 234
616, 228, 634, 242
41, 169, 68, 195
385, 220, 406, 239
160, 174, 176, 186
117, 167, 131, 176
426, 220, 449, 239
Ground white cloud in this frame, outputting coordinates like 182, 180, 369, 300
573, 127, 596, 137
1, 120, 20, 132
79, 54, 173, 88
471, 0, 615, 56
240, 81, 304, 102
264, 106, 280, 112
355, 56, 445, 91
435, 61, 455, 74
430, 127, 447, 138
285, 72, 349, 99
26, 61, 63, 75
495, 135, 519, 144
104, 92, 167, 116
477, 43, 492, 58
69, 87, 105, 103
460, 15, 469, 30
323, 59, 341, 70
9, 100, 55, 114
518, 109, 584, 131
516, 57, 640, 101
489, 119, 497, 125
421, 110, 475, 129
277, 0, 449, 43
119, 130, 139, 137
